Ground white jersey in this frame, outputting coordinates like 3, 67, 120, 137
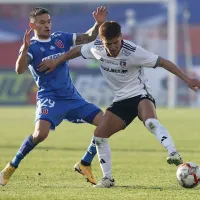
81, 39, 159, 102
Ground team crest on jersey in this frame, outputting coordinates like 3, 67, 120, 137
41, 108, 48, 115
120, 60, 127, 68
55, 40, 64, 48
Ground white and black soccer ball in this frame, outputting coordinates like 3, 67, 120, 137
176, 162, 200, 188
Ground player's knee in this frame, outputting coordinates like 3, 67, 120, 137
94, 136, 108, 147
92, 111, 104, 126
94, 126, 110, 138
144, 118, 160, 133
33, 120, 51, 143
32, 130, 49, 143
94, 127, 102, 137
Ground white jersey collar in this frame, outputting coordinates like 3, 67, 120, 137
31, 36, 51, 43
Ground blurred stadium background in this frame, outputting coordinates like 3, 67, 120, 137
0, 0, 199, 108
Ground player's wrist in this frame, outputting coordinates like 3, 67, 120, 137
21, 45, 29, 53
182, 74, 190, 84
54, 58, 60, 67
21, 49, 28, 55
95, 21, 103, 27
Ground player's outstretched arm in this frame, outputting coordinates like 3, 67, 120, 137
16, 29, 32, 74
159, 57, 200, 92
75, 6, 108, 45
38, 46, 82, 74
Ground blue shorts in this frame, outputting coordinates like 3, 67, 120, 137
35, 98, 102, 130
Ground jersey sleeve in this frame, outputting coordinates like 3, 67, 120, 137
19, 45, 33, 62
134, 46, 160, 68
61, 32, 76, 47
80, 42, 96, 59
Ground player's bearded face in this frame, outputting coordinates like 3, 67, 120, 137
31, 14, 51, 39
102, 36, 122, 57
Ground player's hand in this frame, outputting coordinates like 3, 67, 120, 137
22, 29, 32, 51
187, 78, 200, 92
38, 59, 57, 74
93, 6, 108, 24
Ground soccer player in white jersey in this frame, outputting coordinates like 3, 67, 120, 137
38, 21, 200, 188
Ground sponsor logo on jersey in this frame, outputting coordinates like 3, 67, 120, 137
42, 52, 65, 61
101, 65, 128, 74
96, 45, 104, 51
40, 47, 45, 52
50, 46, 55, 50
100, 58, 118, 65
55, 40, 64, 48
41, 108, 48, 115
120, 60, 127, 68
52, 32, 62, 37
122, 49, 131, 56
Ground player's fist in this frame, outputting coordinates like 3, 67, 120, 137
93, 6, 108, 24
187, 78, 200, 92
23, 29, 32, 51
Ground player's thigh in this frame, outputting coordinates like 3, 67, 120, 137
35, 98, 68, 130
66, 101, 103, 126
138, 98, 157, 123
106, 97, 139, 129
94, 110, 125, 138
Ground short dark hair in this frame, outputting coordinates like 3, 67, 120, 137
29, 7, 50, 21
99, 21, 121, 40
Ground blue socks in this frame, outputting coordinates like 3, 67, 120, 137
81, 137, 97, 166
11, 135, 36, 168
11, 135, 97, 168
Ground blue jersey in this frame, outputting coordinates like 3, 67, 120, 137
19, 32, 102, 130
19, 31, 81, 100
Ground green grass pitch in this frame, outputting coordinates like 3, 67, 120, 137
0, 107, 200, 200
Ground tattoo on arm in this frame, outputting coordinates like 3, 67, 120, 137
75, 33, 91, 45
75, 23, 100, 45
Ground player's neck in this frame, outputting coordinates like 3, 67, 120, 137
106, 48, 121, 58
35, 34, 50, 40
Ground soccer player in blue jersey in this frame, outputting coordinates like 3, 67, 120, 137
0, 7, 108, 186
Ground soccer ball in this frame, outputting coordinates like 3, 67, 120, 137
176, 162, 200, 188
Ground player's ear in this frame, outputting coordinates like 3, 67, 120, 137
29, 23, 35, 30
